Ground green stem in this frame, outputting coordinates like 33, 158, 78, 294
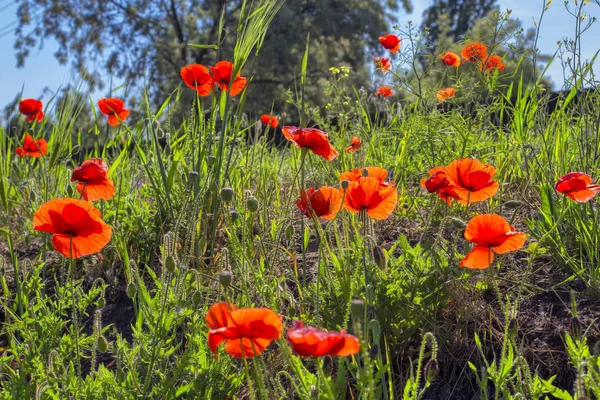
70, 235, 81, 381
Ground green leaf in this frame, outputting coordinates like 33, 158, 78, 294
300, 33, 310, 85
187, 43, 219, 49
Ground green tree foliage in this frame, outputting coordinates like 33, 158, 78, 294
13, 0, 413, 116
421, 0, 498, 49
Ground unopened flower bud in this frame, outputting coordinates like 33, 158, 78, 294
351, 299, 365, 319
97, 336, 108, 352
126, 283, 137, 298
219, 270, 232, 288
424, 359, 439, 381
97, 297, 105, 310
504, 200, 522, 209
450, 217, 467, 229
372, 245, 387, 269
165, 256, 176, 272
221, 187, 234, 202
192, 291, 202, 307
247, 196, 259, 212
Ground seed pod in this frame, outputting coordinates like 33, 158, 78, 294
341, 180, 349, 190
126, 283, 137, 298
221, 187, 234, 202
450, 217, 467, 229
165, 256, 176, 272
504, 200, 522, 209
188, 171, 199, 186
207, 156, 216, 167
219, 271, 232, 288
351, 299, 365, 319
372, 245, 387, 269
247, 196, 259, 212
97, 336, 108, 352
362, 168, 369, 177
229, 207, 239, 222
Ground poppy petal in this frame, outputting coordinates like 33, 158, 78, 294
460, 245, 494, 269
224, 337, 271, 358
77, 179, 116, 201
492, 232, 527, 254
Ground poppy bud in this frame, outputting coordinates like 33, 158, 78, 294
362, 168, 369, 177
189, 171, 199, 186
247, 196, 259, 212
369, 344, 380, 358
97, 297, 105, 310
219, 270, 232, 288
229, 207, 239, 222
341, 180, 349, 190
221, 187, 234, 202
207, 156, 216, 167
424, 359, 439, 381
504, 200, 522, 209
97, 336, 108, 352
165, 255, 176, 272
126, 283, 137, 298
192, 291, 202, 307
450, 217, 467, 229
372, 245, 387, 269
351, 299, 365, 319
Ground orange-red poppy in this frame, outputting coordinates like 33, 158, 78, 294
210, 61, 247, 97
286, 321, 359, 357
98, 98, 130, 126
378, 34, 401, 53
344, 176, 398, 220
375, 86, 394, 97
19, 99, 44, 123
206, 302, 282, 359
436, 88, 456, 102
71, 158, 116, 201
344, 136, 362, 153
439, 51, 461, 67
555, 172, 600, 203
260, 114, 279, 128
443, 158, 499, 204
281, 126, 338, 161
180, 64, 215, 96
480, 54, 505, 73
296, 187, 343, 220
15, 134, 48, 158
461, 42, 488, 63
460, 214, 526, 269
374, 57, 391, 72
33, 198, 112, 258
420, 167, 459, 205
340, 166, 392, 186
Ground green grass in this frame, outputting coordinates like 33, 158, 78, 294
1, 2, 600, 399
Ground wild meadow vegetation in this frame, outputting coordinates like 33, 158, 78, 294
2, 0, 600, 398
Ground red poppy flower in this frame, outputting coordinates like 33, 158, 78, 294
444, 158, 499, 204
260, 114, 279, 128
19, 99, 44, 123
344, 136, 362, 153
378, 34, 401, 53
180, 64, 215, 96
375, 86, 394, 97
296, 187, 343, 220
98, 98, 130, 126
436, 88, 456, 102
15, 134, 48, 158
460, 214, 526, 269
461, 42, 488, 63
480, 54, 505, 73
374, 57, 391, 72
340, 166, 392, 186
206, 302, 282, 359
210, 61, 247, 97
439, 51, 461, 67
286, 321, 359, 357
71, 158, 116, 201
555, 172, 600, 202
281, 126, 338, 161
33, 198, 112, 259
344, 176, 398, 220
420, 167, 459, 205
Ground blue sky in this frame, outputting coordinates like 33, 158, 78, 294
1, 0, 599, 108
